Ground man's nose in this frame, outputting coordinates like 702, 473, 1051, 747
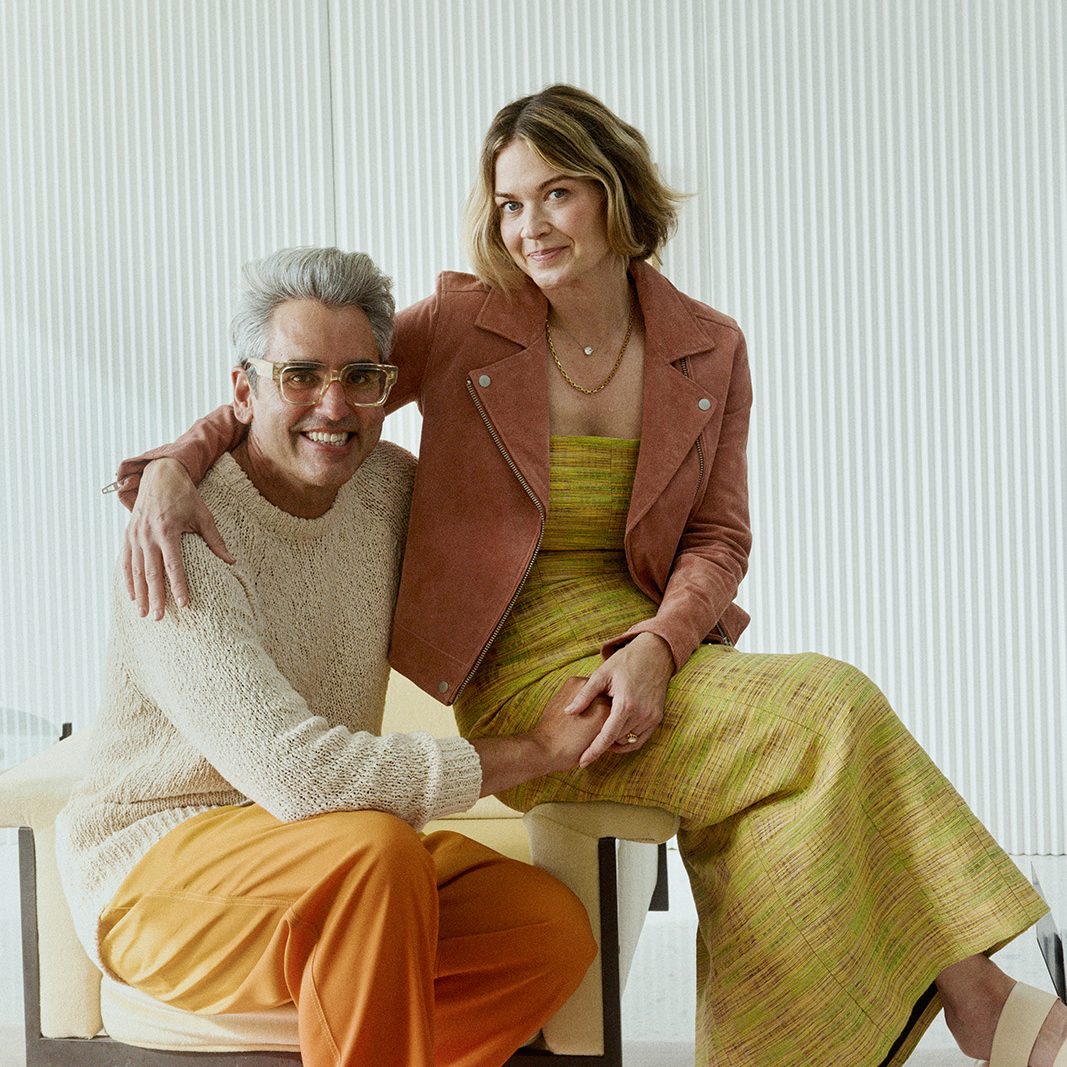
315, 377, 353, 418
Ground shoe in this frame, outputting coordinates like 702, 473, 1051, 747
974, 981, 1067, 1066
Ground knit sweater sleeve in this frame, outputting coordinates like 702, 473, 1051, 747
118, 536, 482, 828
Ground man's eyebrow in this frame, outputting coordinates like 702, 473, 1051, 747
493, 175, 572, 200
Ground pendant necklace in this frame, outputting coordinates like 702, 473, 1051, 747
546, 295, 635, 396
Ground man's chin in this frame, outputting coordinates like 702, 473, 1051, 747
305, 450, 372, 487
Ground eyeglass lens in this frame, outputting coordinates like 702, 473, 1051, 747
279, 365, 390, 406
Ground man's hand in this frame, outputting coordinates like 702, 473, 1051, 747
122, 458, 234, 619
530, 676, 613, 769
470, 677, 611, 797
563, 633, 675, 768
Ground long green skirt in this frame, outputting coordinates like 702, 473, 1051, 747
455, 435, 1046, 1066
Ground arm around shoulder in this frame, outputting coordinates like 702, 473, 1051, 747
114, 404, 246, 510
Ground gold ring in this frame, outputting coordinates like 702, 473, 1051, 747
624, 732, 639, 745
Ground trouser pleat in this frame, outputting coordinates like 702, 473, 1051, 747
99, 805, 596, 1067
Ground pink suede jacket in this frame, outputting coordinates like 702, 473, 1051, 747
119, 260, 752, 704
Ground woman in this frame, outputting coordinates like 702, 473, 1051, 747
115, 85, 1064, 1066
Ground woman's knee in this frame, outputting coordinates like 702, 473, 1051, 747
808, 655, 902, 746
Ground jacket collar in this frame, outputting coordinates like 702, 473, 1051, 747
468, 259, 721, 521
473, 258, 717, 362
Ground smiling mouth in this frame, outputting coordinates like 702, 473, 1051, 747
302, 430, 353, 446
527, 247, 564, 261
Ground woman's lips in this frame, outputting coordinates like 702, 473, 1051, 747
527, 247, 565, 263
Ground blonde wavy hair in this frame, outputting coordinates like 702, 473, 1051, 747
467, 85, 686, 293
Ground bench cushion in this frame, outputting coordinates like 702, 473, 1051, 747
101, 978, 299, 1052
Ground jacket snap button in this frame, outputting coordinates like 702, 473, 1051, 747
438, 680, 449, 694
698, 398, 711, 411
478, 374, 491, 387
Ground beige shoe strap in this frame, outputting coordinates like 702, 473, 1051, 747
990, 982, 1057, 1067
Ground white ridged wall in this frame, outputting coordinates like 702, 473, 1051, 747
1, 1, 1064, 853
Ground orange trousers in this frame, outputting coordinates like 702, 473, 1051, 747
98, 804, 596, 1067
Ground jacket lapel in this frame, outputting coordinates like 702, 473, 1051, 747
468, 285, 552, 510
628, 356, 717, 528
627, 262, 720, 528
464, 263, 721, 522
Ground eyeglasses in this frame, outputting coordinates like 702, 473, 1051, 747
244, 359, 398, 408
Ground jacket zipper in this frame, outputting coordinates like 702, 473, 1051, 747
681, 356, 732, 648
455, 379, 547, 698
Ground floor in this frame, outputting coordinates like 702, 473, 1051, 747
0, 839, 1062, 1067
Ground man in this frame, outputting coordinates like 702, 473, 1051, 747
56, 247, 601, 1067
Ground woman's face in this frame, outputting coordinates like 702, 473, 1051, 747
493, 138, 616, 293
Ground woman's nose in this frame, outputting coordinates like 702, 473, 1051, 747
520, 206, 550, 240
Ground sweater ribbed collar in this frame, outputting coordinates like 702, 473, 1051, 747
208, 452, 365, 541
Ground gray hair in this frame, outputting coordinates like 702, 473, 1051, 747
230, 247, 395, 369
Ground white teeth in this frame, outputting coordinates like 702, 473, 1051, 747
305, 431, 350, 445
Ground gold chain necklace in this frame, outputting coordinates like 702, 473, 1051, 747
546, 297, 635, 395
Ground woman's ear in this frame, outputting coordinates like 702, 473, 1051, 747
232, 367, 254, 425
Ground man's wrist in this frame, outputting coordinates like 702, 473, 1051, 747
471, 731, 556, 797
524, 727, 560, 776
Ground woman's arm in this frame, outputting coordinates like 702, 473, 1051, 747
604, 333, 753, 666
566, 332, 753, 764
114, 403, 246, 615
111, 404, 246, 508
123, 457, 236, 617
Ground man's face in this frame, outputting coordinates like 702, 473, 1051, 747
233, 299, 386, 518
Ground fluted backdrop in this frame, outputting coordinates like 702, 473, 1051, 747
1, 0, 1064, 852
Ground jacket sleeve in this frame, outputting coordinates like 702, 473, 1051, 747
386, 288, 441, 413
117, 537, 482, 827
113, 405, 246, 510
602, 334, 753, 670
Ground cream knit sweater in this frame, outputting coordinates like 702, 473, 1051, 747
56, 444, 483, 966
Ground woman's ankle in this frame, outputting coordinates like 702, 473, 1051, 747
935, 954, 1014, 1059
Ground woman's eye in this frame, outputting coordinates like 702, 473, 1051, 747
500, 201, 521, 214
547, 188, 567, 200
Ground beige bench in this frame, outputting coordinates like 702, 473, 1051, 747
1, 671, 679, 1066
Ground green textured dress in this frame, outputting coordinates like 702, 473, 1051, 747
454, 435, 1046, 1066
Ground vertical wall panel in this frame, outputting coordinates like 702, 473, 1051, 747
1, 1, 1064, 861
703, 0, 1067, 854
0, 0, 335, 743
331, 0, 1065, 851
735, 0, 1065, 852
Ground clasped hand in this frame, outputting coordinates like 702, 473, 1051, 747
561, 632, 675, 768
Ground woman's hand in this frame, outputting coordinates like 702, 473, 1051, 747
122, 458, 234, 619
564, 632, 675, 767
